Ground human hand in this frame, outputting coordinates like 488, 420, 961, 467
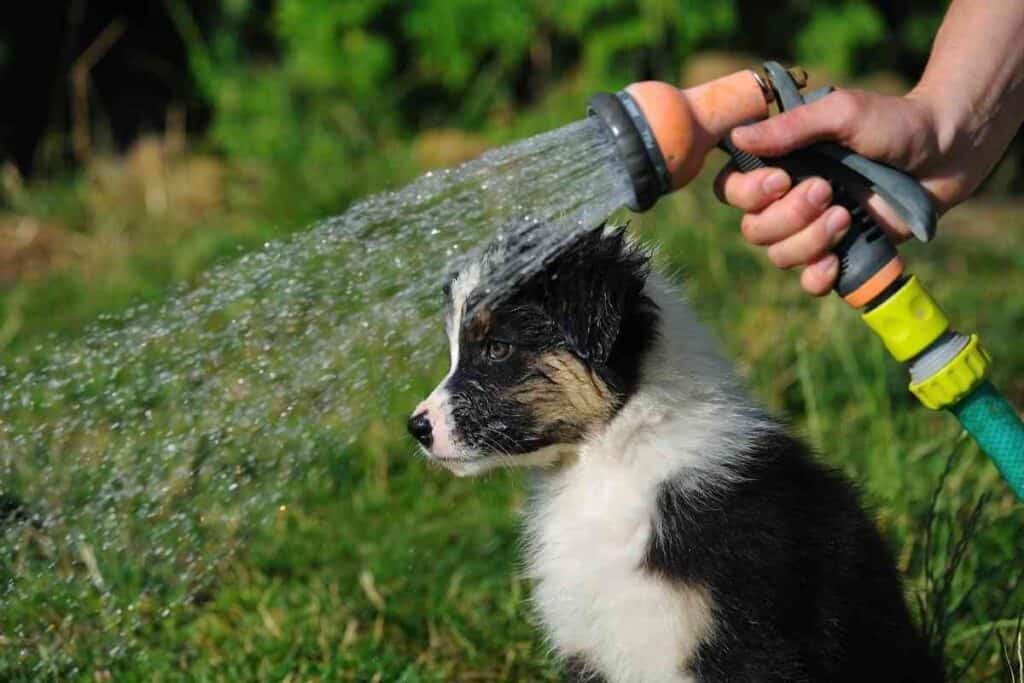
714, 88, 963, 296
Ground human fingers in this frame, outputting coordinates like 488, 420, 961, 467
764, 205, 850, 269
731, 89, 871, 158
800, 254, 840, 296
713, 164, 792, 213
739, 177, 833, 246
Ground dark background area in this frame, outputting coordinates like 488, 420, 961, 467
2, 0, 1016, 188
1, 0, 211, 174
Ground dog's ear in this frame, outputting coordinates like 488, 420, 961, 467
540, 226, 650, 364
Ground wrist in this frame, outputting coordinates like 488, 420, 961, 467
906, 80, 1007, 209
905, 83, 959, 159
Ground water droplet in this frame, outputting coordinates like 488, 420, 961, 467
0, 116, 633, 667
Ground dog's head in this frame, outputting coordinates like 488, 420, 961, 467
408, 226, 660, 476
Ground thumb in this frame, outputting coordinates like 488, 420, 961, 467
731, 90, 858, 157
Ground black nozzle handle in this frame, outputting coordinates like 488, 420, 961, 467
762, 61, 936, 242
719, 136, 898, 301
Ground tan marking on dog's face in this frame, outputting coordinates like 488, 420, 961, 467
513, 351, 616, 438
463, 307, 493, 343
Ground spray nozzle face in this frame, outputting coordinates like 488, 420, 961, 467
591, 70, 773, 209
587, 91, 671, 212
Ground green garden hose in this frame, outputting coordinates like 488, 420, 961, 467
952, 381, 1024, 500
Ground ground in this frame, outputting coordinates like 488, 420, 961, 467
1, 145, 1022, 681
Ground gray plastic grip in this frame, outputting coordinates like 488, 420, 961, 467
762, 61, 937, 243
816, 143, 936, 242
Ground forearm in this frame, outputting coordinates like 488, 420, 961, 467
719, 1, 1024, 294
910, 0, 1024, 204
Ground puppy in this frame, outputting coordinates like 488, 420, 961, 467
408, 226, 942, 683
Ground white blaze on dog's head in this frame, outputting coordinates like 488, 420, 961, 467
411, 262, 479, 462
408, 226, 661, 476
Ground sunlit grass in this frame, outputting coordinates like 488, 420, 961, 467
1, 153, 1022, 681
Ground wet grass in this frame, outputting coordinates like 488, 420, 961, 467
2, 155, 1023, 681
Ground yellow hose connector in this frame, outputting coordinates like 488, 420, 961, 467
861, 276, 948, 362
860, 276, 990, 410
909, 335, 991, 410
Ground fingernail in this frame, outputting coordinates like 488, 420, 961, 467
826, 207, 849, 236
807, 180, 831, 208
762, 171, 790, 196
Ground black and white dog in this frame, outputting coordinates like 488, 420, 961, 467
408, 226, 942, 683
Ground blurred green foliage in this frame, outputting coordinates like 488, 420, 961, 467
796, 1, 885, 75
165, 0, 949, 215
0, 0, 966, 349
3, 2, 1023, 680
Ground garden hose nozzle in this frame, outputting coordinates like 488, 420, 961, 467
588, 69, 771, 210
590, 62, 1024, 500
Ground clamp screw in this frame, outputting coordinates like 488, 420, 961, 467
786, 66, 808, 89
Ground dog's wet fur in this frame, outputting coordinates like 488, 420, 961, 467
409, 226, 943, 683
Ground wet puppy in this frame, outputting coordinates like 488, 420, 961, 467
408, 226, 941, 683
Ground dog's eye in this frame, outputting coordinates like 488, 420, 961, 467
484, 340, 512, 362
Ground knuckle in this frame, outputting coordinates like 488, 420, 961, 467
829, 89, 864, 132
800, 270, 818, 293
794, 180, 829, 220
729, 176, 761, 209
804, 271, 832, 296
740, 214, 763, 243
733, 174, 760, 207
797, 220, 834, 264
780, 203, 810, 230
813, 216, 836, 250
742, 172, 771, 204
766, 244, 791, 269
764, 118, 798, 154
803, 276, 827, 296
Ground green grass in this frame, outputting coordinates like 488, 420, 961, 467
2, 145, 1023, 682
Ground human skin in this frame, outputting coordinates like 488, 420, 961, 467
716, 1, 1024, 295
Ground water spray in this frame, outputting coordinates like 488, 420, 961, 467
589, 61, 1024, 500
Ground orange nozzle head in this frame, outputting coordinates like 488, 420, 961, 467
588, 68, 771, 211
624, 70, 771, 191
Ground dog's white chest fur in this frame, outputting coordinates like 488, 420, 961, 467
527, 452, 712, 683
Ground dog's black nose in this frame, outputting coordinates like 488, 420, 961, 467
407, 411, 433, 448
